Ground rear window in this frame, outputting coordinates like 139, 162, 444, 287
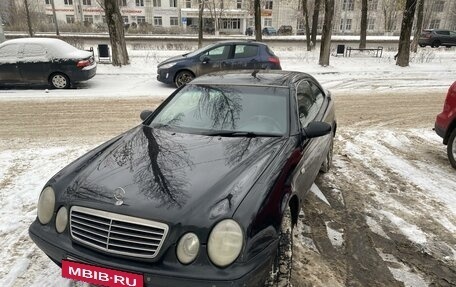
265, 46, 277, 57
234, 45, 258, 59
436, 30, 450, 35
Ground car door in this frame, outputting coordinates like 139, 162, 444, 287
231, 44, 260, 70
198, 44, 233, 75
292, 79, 328, 197
18, 43, 51, 83
0, 43, 22, 83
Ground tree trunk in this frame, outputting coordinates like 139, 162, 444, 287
0, 12, 5, 43
319, 0, 334, 66
24, 0, 33, 37
396, 0, 417, 67
311, 0, 321, 49
254, 0, 262, 41
198, 0, 203, 48
303, 0, 311, 51
359, 0, 367, 48
50, 0, 60, 36
411, 0, 425, 53
103, 0, 129, 66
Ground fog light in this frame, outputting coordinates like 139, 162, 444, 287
176, 233, 200, 264
55, 206, 68, 233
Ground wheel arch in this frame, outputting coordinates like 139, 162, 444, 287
173, 69, 196, 82
288, 194, 300, 228
444, 119, 456, 145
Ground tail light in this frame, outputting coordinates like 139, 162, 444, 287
76, 59, 91, 69
268, 56, 280, 66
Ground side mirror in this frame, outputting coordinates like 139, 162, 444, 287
140, 110, 154, 121
202, 56, 210, 64
302, 121, 332, 139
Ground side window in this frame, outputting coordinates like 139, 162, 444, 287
296, 80, 325, 127
0, 44, 21, 63
22, 44, 48, 62
203, 45, 231, 61
234, 45, 258, 59
450, 31, 456, 37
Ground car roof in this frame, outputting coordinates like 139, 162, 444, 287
212, 40, 267, 46
190, 70, 313, 88
0, 37, 65, 47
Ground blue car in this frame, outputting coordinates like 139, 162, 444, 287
156, 40, 282, 87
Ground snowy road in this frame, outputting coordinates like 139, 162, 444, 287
1, 48, 456, 286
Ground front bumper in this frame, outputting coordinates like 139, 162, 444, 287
156, 68, 175, 85
29, 219, 274, 287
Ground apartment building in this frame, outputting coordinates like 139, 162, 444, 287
14, 0, 456, 35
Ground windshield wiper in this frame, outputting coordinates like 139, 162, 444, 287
205, 131, 282, 137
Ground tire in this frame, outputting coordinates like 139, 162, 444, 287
174, 70, 194, 88
447, 128, 456, 169
419, 44, 425, 47
50, 73, 70, 89
320, 136, 334, 173
432, 40, 441, 48
265, 206, 294, 287
446, 46, 451, 49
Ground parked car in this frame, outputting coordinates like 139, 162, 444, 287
262, 26, 277, 36
278, 25, 293, 35
418, 29, 456, 48
0, 38, 96, 89
245, 26, 255, 36
29, 70, 336, 287
296, 28, 306, 35
156, 40, 281, 87
435, 81, 456, 169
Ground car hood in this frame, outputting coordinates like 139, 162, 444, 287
158, 54, 187, 67
60, 125, 285, 226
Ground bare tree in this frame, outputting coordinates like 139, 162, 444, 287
254, 0, 262, 41
382, 0, 402, 33
411, 0, 424, 52
396, 0, 417, 67
24, 0, 33, 37
198, 0, 204, 48
47, 0, 60, 36
311, 0, 322, 49
302, 0, 311, 51
103, 0, 129, 66
0, 12, 5, 43
359, 0, 367, 48
319, 0, 334, 66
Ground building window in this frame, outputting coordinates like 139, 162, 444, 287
429, 19, 440, 29
47, 15, 54, 23
169, 0, 177, 7
84, 15, 93, 24
154, 16, 162, 26
339, 19, 352, 31
121, 0, 127, 6
367, 0, 378, 11
342, 0, 354, 11
264, 0, 273, 10
170, 17, 179, 26
137, 16, 146, 23
64, 0, 73, 5
82, 0, 91, 5
345, 19, 352, 30
136, 0, 144, 6
433, 1, 444, 12
221, 18, 240, 30
185, 0, 191, 8
66, 15, 75, 23
264, 18, 272, 27
45, 0, 50, 5
102, 15, 106, 23
237, 0, 242, 9
153, 0, 161, 7
122, 16, 129, 23
367, 18, 375, 30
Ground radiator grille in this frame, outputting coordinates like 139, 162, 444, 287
70, 206, 168, 259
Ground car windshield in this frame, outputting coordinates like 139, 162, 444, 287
150, 84, 289, 136
186, 43, 218, 57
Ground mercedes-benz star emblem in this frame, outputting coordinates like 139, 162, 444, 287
114, 187, 126, 206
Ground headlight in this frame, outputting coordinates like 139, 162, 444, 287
37, 186, 55, 224
207, 219, 243, 267
176, 233, 200, 264
55, 206, 68, 233
159, 62, 176, 69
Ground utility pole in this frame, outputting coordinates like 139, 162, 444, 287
0, 12, 5, 43
51, 0, 60, 35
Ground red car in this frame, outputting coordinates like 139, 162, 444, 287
435, 81, 456, 168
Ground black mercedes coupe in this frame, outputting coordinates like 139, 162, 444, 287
29, 71, 336, 287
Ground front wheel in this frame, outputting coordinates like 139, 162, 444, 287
50, 73, 70, 89
432, 40, 441, 48
447, 129, 456, 169
174, 70, 194, 88
419, 44, 426, 47
265, 206, 294, 287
